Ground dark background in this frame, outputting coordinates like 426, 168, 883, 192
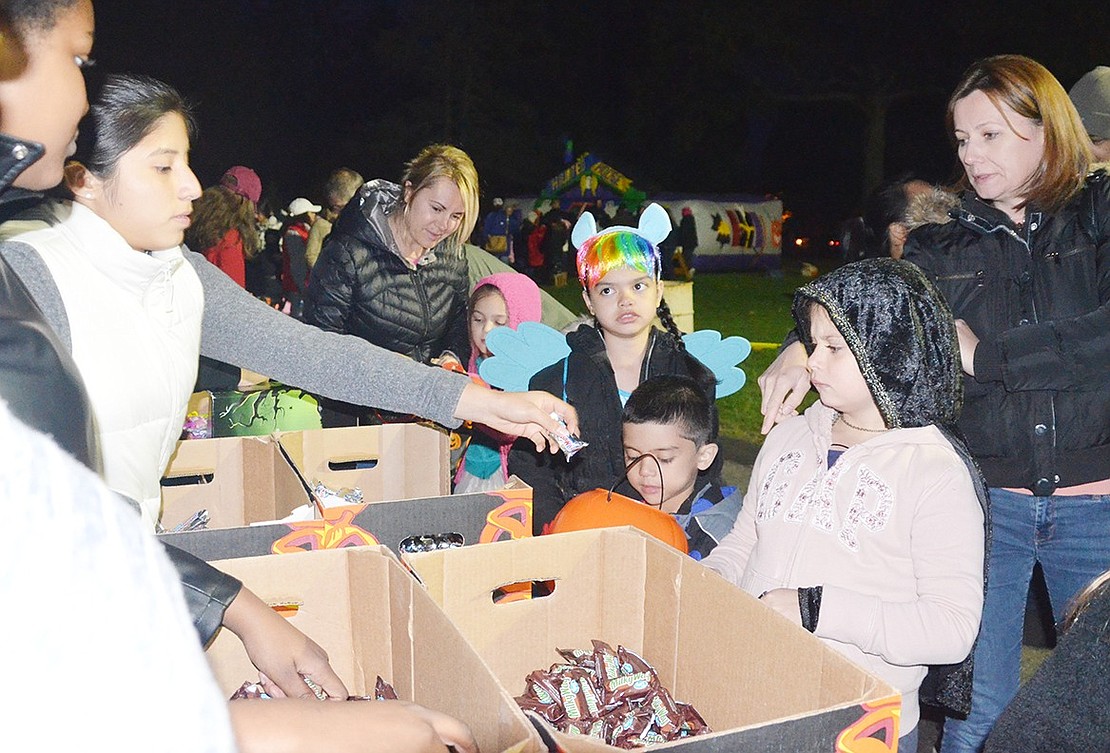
92, 0, 1109, 239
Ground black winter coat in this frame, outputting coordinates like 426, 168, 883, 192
304, 180, 470, 365
903, 171, 1110, 494
508, 325, 713, 534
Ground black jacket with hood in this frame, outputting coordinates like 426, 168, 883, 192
508, 324, 714, 534
304, 179, 470, 365
0, 133, 240, 646
903, 171, 1110, 495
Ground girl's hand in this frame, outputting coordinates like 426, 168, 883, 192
757, 341, 810, 435
759, 588, 802, 627
433, 353, 465, 373
229, 698, 478, 753
454, 383, 579, 453
954, 319, 979, 376
222, 587, 349, 700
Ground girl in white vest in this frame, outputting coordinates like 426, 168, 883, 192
0, 73, 578, 530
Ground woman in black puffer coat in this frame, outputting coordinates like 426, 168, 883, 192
305, 144, 478, 425
305, 144, 476, 368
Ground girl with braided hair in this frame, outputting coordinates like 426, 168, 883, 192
509, 203, 719, 534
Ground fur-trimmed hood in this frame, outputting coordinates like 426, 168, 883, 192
904, 165, 1110, 232
904, 186, 961, 231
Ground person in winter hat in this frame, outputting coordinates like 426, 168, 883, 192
454, 272, 543, 494
702, 259, 987, 752
1069, 66, 1110, 162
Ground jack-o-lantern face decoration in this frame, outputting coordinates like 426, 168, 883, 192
548, 488, 689, 554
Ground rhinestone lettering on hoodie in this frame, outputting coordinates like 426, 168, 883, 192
756, 450, 802, 521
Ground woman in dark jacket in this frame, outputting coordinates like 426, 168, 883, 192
305, 144, 475, 368
759, 55, 1110, 753
902, 57, 1110, 753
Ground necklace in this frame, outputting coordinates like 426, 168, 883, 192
836, 412, 888, 433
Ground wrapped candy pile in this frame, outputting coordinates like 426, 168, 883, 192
230, 675, 398, 702
515, 640, 710, 748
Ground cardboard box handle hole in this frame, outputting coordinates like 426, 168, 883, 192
492, 580, 556, 604
159, 472, 215, 487
327, 459, 378, 471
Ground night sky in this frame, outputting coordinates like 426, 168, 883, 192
92, 0, 1109, 237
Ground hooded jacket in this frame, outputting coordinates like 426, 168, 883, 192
903, 172, 1110, 494
509, 324, 711, 534
455, 271, 543, 487
304, 179, 470, 364
704, 259, 989, 727
703, 403, 984, 734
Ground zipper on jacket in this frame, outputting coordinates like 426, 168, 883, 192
935, 270, 985, 285
412, 268, 431, 345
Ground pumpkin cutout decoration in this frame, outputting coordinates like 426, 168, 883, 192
548, 488, 689, 554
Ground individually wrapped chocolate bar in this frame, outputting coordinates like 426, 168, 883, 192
514, 642, 711, 748
229, 681, 269, 700
548, 412, 588, 460
556, 667, 604, 723
516, 693, 565, 724
556, 646, 594, 667
374, 676, 398, 701
675, 702, 711, 737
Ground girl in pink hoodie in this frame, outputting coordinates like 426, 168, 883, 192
454, 272, 543, 493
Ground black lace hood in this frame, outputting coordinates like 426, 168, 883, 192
792, 258, 963, 430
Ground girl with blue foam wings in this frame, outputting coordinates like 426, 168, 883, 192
482, 203, 750, 534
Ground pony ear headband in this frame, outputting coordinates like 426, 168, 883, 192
571, 202, 672, 249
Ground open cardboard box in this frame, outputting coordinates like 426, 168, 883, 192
159, 434, 310, 533
277, 424, 450, 502
160, 447, 532, 562
206, 546, 541, 753
405, 527, 902, 752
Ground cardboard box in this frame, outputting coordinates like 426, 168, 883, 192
278, 424, 449, 502
159, 434, 311, 533
206, 546, 541, 753
405, 528, 902, 752
159, 477, 533, 562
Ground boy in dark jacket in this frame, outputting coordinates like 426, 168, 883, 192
621, 375, 740, 559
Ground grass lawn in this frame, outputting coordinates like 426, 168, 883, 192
541, 261, 826, 448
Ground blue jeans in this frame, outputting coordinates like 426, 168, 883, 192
940, 488, 1110, 753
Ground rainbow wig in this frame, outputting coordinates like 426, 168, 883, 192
571, 202, 672, 289
576, 231, 661, 289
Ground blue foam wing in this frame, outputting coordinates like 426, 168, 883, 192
478, 321, 571, 392
682, 330, 752, 399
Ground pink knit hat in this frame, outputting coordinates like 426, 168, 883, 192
220, 166, 262, 204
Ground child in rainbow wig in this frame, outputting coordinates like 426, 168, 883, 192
508, 204, 718, 534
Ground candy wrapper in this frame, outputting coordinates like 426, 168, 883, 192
230, 675, 398, 702
549, 412, 588, 460
514, 641, 711, 748
311, 480, 364, 507
398, 531, 465, 554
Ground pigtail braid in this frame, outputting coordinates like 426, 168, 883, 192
656, 298, 686, 350
656, 298, 718, 399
